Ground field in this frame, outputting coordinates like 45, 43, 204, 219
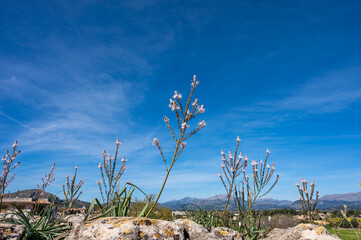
327, 228, 361, 240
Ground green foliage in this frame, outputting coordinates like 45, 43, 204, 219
262, 208, 298, 216
328, 227, 361, 240
340, 219, 360, 228
180, 204, 223, 228
331, 205, 361, 240
84, 182, 150, 221
230, 148, 278, 239
351, 219, 360, 228
237, 213, 265, 240
3, 202, 71, 240
151, 207, 173, 221
128, 194, 173, 220
181, 204, 268, 240
340, 219, 353, 228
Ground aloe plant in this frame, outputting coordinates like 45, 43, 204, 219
3, 200, 71, 240
180, 204, 223, 228
238, 213, 264, 240
84, 182, 150, 221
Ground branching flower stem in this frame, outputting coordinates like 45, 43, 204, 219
145, 75, 205, 217
296, 179, 319, 221
97, 138, 127, 204
221, 138, 241, 219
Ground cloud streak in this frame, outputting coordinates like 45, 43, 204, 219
269, 67, 361, 113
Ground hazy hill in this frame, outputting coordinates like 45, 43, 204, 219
160, 195, 292, 211
7, 189, 61, 202
161, 192, 361, 211
9, 189, 361, 211
319, 192, 361, 202
6, 189, 90, 208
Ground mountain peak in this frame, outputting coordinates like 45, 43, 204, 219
320, 192, 361, 202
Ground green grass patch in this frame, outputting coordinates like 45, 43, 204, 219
327, 227, 361, 240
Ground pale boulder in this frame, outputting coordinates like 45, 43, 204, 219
66, 217, 242, 240
263, 223, 341, 240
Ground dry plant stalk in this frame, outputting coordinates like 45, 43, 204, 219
295, 179, 319, 221
36, 162, 55, 199
97, 138, 127, 204
1, 140, 21, 197
145, 75, 206, 217
63, 166, 84, 209
218, 136, 246, 218
233, 148, 279, 213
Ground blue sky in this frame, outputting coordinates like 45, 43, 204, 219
1, 0, 361, 203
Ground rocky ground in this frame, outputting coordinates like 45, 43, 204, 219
65, 216, 341, 240
0, 215, 342, 240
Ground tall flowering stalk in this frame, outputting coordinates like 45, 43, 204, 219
295, 179, 319, 221
62, 166, 84, 209
218, 136, 246, 218
1, 140, 21, 197
97, 138, 127, 204
36, 163, 55, 199
223, 147, 279, 239
145, 75, 206, 217
234, 148, 279, 213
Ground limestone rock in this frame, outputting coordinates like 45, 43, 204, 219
0, 224, 25, 240
263, 223, 341, 240
63, 213, 85, 226
66, 217, 242, 240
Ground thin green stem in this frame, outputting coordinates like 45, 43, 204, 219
145, 134, 184, 217
221, 174, 235, 219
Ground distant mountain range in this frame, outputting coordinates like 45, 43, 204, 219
160, 194, 292, 211
160, 192, 361, 211
8, 189, 361, 211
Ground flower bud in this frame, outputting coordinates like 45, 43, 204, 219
152, 138, 159, 145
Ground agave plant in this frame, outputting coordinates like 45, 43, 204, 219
3, 200, 71, 240
84, 182, 150, 221
180, 203, 223, 228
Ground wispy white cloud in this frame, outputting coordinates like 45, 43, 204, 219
268, 67, 361, 113
14, 79, 148, 156
0, 111, 34, 130
212, 67, 361, 136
